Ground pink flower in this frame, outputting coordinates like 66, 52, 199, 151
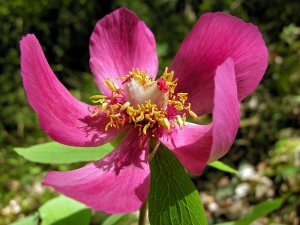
20, 8, 268, 213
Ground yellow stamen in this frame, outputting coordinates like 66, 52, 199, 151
182, 113, 187, 126
158, 118, 171, 132
143, 123, 151, 135
104, 77, 120, 92
136, 113, 144, 122
90, 95, 106, 99
176, 115, 183, 129
120, 102, 130, 112
90, 68, 200, 139
189, 110, 201, 122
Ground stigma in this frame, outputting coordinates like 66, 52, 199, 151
90, 68, 199, 135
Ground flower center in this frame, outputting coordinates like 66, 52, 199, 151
90, 68, 199, 136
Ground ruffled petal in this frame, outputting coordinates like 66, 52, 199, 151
209, 57, 240, 162
159, 58, 240, 173
170, 12, 268, 116
42, 128, 150, 213
90, 8, 158, 95
159, 123, 212, 175
20, 34, 127, 146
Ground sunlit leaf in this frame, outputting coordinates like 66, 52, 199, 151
148, 145, 207, 225
208, 161, 238, 174
234, 198, 283, 225
214, 222, 234, 225
39, 195, 92, 225
9, 212, 39, 225
214, 198, 283, 225
14, 142, 113, 164
102, 214, 127, 225
110, 131, 127, 148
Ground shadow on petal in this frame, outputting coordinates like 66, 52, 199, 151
134, 174, 150, 202
93, 127, 149, 175
43, 127, 151, 213
76, 106, 130, 147
159, 123, 212, 175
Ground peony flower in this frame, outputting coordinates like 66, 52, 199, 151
20, 8, 268, 213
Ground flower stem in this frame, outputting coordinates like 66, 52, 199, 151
138, 199, 148, 225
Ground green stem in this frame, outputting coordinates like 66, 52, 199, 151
138, 199, 148, 225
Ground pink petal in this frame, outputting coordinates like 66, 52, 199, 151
90, 8, 158, 95
159, 123, 212, 175
42, 128, 150, 213
159, 58, 240, 173
209, 57, 240, 162
20, 34, 127, 146
170, 12, 268, 116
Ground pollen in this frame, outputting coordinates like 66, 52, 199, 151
90, 68, 199, 136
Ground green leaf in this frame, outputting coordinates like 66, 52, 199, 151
39, 195, 92, 225
14, 142, 114, 164
110, 131, 127, 148
148, 145, 207, 225
102, 214, 127, 225
208, 161, 238, 174
234, 198, 283, 225
10, 212, 39, 225
214, 222, 235, 225
214, 198, 283, 225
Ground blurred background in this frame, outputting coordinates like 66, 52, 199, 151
0, 0, 299, 224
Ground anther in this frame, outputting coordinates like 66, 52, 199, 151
176, 115, 183, 129
189, 110, 201, 122
136, 113, 144, 122
120, 102, 130, 112
143, 123, 150, 134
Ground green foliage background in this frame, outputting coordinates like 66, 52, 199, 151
1, 0, 299, 224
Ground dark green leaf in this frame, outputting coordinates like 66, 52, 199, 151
148, 145, 207, 225
39, 195, 92, 225
14, 142, 113, 164
208, 161, 238, 174
9, 212, 39, 225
